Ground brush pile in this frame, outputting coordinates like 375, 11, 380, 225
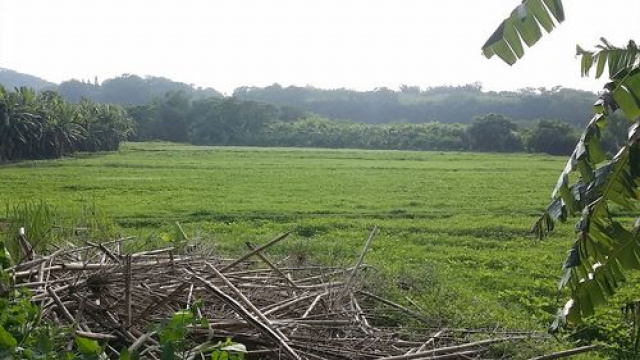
7, 227, 537, 359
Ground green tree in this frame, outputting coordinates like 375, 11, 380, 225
523, 119, 578, 155
467, 113, 522, 152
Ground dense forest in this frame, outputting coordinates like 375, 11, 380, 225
1, 69, 627, 160
233, 83, 596, 126
3, 68, 597, 126
129, 91, 630, 156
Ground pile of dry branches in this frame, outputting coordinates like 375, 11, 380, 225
7, 227, 538, 359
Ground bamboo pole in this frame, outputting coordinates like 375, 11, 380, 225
219, 232, 290, 273
346, 226, 378, 290
246, 242, 301, 290
528, 345, 601, 360
189, 271, 302, 360
375, 336, 528, 360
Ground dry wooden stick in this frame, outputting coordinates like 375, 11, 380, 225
346, 226, 378, 290
128, 331, 157, 353
189, 271, 302, 360
124, 255, 132, 327
46, 287, 76, 324
376, 336, 528, 360
131, 247, 175, 258
134, 282, 190, 322
392, 350, 481, 360
219, 231, 290, 273
205, 263, 290, 340
246, 242, 301, 290
358, 290, 430, 324
98, 242, 121, 264
350, 292, 371, 330
528, 344, 601, 360
18, 230, 35, 261
414, 328, 446, 353
76, 331, 119, 341
262, 292, 318, 316
303, 292, 327, 318
186, 283, 194, 309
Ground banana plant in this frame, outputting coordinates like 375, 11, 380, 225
529, 52, 640, 329
484, 2, 640, 331
482, 0, 565, 65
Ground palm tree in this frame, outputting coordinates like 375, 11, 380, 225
0, 87, 43, 161
0, 86, 133, 162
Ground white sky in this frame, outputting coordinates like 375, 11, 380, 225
0, 0, 637, 95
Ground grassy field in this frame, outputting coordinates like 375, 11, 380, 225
0, 142, 613, 355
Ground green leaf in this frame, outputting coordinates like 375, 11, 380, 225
119, 348, 139, 360
211, 351, 228, 360
482, 0, 564, 65
503, 19, 524, 59
542, 0, 564, 21
75, 336, 101, 356
200, 317, 210, 328
161, 343, 176, 360
576, 38, 639, 79
0, 325, 17, 351
169, 310, 194, 327
36, 331, 52, 354
527, 0, 555, 32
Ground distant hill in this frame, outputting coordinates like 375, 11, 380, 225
0, 68, 223, 105
233, 84, 598, 126
57, 74, 223, 105
0, 68, 56, 91
0, 67, 601, 126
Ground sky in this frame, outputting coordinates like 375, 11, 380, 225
0, 0, 638, 95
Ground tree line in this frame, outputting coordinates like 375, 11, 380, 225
129, 90, 628, 156
0, 86, 133, 162
233, 83, 596, 126
1, 83, 626, 161
2, 69, 599, 127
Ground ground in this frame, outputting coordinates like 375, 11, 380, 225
2, 141, 613, 357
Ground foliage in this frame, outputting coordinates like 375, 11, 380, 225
0, 86, 133, 162
468, 114, 522, 152
482, 0, 564, 65
3, 202, 56, 263
0, 286, 83, 359
533, 86, 640, 328
523, 119, 579, 155
150, 303, 245, 360
484, 1, 640, 346
234, 83, 595, 126
577, 39, 640, 79
129, 89, 582, 154
483, 5, 640, 352
261, 117, 471, 151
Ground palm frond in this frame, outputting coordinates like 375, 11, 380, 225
577, 39, 640, 79
482, 0, 565, 65
547, 115, 640, 330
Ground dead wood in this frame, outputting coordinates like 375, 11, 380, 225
3, 230, 547, 359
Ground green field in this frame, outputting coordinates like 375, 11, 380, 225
0, 142, 596, 353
